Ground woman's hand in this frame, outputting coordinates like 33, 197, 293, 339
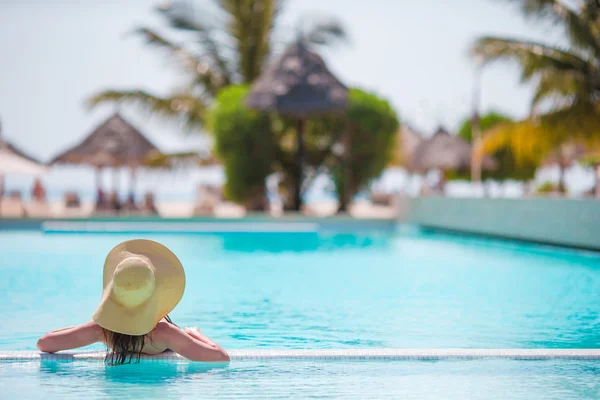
153, 322, 230, 362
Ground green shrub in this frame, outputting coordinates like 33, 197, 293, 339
207, 85, 275, 210
535, 181, 558, 195
207, 86, 400, 212
331, 89, 400, 210
454, 111, 537, 181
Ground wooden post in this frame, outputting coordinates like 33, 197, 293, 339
294, 119, 304, 211
338, 122, 352, 213
594, 164, 600, 198
129, 166, 137, 199
113, 166, 119, 196
471, 60, 483, 183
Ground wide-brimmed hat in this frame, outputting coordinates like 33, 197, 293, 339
92, 239, 186, 335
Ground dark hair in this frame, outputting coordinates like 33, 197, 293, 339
103, 315, 176, 365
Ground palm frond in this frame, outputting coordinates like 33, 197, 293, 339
502, 0, 600, 56
217, 0, 283, 83
133, 27, 229, 96
473, 37, 590, 77
472, 37, 598, 112
154, 1, 234, 88
303, 18, 349, 47
144, 150, 219, 168
531, 69, 589, 110
480, 119, 554, 167
155, 0, 211, 32
480, 102, 600, 166
87, 90, 207, 130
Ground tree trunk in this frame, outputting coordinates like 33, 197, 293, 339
338, 128, 352, 214
558, 165, 566, 194
439, 170, 447, 194
294, 119, 304, 212
338, 192, 348, 212
129, 166, 137, 199
595, 164, 600, 198
246, 189, 268, 211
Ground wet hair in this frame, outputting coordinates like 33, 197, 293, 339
103, 315, 177, 365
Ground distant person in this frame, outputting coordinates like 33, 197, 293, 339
122, 193, 138, 212
36, 239, 230, 364
96, 188, 106, 209
31, 178, 46, 202
142, 192, 158, 215
64, 192, 81, 209
109, 191, 121, 213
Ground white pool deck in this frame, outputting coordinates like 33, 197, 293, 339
3, 349, 600, 362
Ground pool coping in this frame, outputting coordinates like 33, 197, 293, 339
3, 349, 600, 362
0, 216, 397, 233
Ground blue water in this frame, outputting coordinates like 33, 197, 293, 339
1, 229, 600, 350
2, 228, 600, 399
2, 359, 600, 399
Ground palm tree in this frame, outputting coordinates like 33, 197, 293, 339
88, 0, 348, 129
472, 0, 600, 193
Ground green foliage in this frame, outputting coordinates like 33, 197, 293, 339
88, 0, 348, 129
454, 111, 537, 182
330, 89, 400, 205
205, 86, 400, 211
206, 85, 275, 209
471, 0, 600, 163
535, 181, 559, 195
458, 112, 512, 143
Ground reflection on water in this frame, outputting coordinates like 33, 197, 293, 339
38, 359, 229, 399
220, 232, 392, 253
4, 359, 596, 399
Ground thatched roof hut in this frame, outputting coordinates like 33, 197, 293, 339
0, 140, 43, 165
51, 113, 159, 167
246, 40, 349, 211
396, 124, 424, 171
412, 127, 496, 173
0, 138, 46, 177
245, 40, 348, 117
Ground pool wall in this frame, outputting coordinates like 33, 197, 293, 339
397, 197, 600, 251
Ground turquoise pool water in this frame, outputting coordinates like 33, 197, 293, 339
1, 359, 600, 399
1, 229, 599, 350
1, 228, 600, 399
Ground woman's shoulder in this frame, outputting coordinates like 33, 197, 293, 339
150, 320, 179, 340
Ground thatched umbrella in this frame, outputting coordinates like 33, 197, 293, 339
397, 124, 424, 172
0, 137, 46, 208
412, 127, 496, 189
51, 113, 160, 200
0, 123, 47, 214
245, 40, 348, 211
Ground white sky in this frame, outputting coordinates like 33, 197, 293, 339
0, 0, 564, 162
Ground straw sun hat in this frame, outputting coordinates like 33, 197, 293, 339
92, 239, 186, 335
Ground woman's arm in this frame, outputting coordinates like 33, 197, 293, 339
152, 322, 229, 362
37, 321, 103, 353
183, 327, 221, 349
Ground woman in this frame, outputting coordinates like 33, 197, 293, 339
31, 178, 46, 202
37, 239, 229, 364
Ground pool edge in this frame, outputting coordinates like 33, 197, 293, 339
3, 349, 600, 362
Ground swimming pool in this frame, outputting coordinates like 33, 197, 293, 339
1, 227, 600, 398
1, 359, 600, 399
